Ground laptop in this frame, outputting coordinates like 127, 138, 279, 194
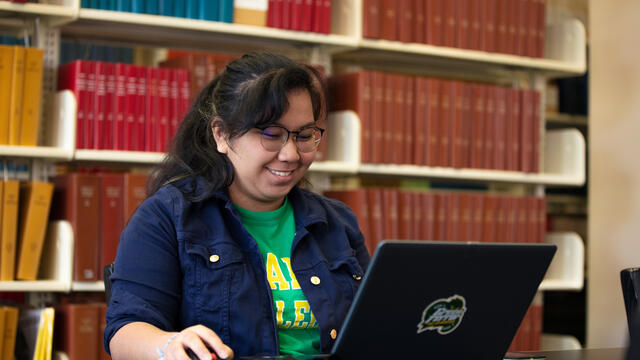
240, 240, 556, 360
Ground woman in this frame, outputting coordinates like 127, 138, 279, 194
104, 52, 370, 360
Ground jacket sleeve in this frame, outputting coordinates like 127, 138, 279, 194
103, 187, 181, 354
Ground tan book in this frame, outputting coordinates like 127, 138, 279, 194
15, 181, 54, 281
234, 0, 268, 26
3, 306, 18, 360
19, 48, 44, 147
8, 46, 25, 146
0, 180, 19, 281
0, 46, 15, 145
0, 307, 6, 356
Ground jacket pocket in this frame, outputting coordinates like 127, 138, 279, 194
328, 256, 365, 300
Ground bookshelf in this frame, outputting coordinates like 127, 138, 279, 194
0, 0, 78, 27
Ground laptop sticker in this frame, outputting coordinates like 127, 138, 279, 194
417, 295, 467, 335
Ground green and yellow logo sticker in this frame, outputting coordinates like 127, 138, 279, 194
417, 295, 467, 335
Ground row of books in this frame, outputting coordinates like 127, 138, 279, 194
80, 0, 234, 23
324, 188, 545, 255
50, 172, 148, 282
0, 36, 29, 46
16, 306, 55, 360
55, 302, 109, 360
58, 60, 191, 152
0, 45, 44, 147
508, 304, 543, 352
266, 0, 332, 34
329, 71, 541, 172
0, 306, 18, 360
363, 0, 546, 58
59, 41, 135, 67
0, 180, 54, 282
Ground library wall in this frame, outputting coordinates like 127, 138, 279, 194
588, 0, 640, 348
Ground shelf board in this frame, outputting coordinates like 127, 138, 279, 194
74, 149, 165, 164
0, 145, 73, 160
71, 281, 105, 292
63, 9, 357, 52
0, 2, 77, 26
309, 160, 358, 174
546, 112, 589, 127
0, 280, 69, 292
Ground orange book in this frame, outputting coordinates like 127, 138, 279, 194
0, 45, 15, 145
8, 46, 25, 146
19, 47, 44, 146
0, 304, 5, 355
233, 0, 268, 26
15, 181, 54, 281
2, 306, 18, 360
0, 180, 19, 281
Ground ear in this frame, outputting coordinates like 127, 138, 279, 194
211, 118, 229, 154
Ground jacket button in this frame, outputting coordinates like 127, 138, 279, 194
330, 329, 337, 339
310, 276, 321, 285
209, 254, 220, 263
352, 274, 362, 281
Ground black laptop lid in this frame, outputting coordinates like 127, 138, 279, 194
331, 240, 556, 360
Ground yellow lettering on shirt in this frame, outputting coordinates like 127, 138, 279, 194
292, 300, 310, 329
276, 300, 292, 329
309, 310, 318, 328
281, 257, 301, 290
266, 253, 290, 290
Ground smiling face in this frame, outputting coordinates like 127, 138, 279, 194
213, 89, 317, 212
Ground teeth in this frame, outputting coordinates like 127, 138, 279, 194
269, 169, 293, 177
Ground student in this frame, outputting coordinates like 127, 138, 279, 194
104, 52, 370, 360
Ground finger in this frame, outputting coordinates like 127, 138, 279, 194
167, 331, 209, 360
190, 325, 234, 359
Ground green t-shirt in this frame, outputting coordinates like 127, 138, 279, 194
234, 197, 321, 356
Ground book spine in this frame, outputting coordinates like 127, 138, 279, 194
19, 48, 44, 147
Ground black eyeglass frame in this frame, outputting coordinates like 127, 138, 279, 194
255, 124, 325, 153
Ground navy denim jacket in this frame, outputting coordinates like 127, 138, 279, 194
104, 179, 370, 357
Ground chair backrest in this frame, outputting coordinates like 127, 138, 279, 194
104, 263, 114, 304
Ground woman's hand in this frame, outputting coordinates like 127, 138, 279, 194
164, 325, 234, 360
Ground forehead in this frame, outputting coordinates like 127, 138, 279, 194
276, 89, 315, 129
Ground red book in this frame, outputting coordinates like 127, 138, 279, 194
103, 62, 116, 150
456, 0, 470, 49
85, 61, 97, 149
267, 0, 277, 27
328, 71, 372, 163
124, 65, 138, 151
537, 197, 546, 243
99, 304, 109, 360
411, 192, 422, 239
528, 196, 538, 244
382, 188, 399, 240
404, 76, 415, 165
531, 90, 541, 172
366, 188, 384, 251
471, 84, 486, 169
324, 189, 371, 254
459, 193, 472, 241
517, 196, 529, 243
145, 67, 159, 152
536, 0, 546, 58
469, 0, 483, 50
531, 304, 543, 350
506, 0, 518, 55
482, 0, 496, 52
471, 193, 484, 242
425, 0, 444, 46
482, 195, 496, 242
94, 61, 106, 150
57, 60, 87, 149
98, 173, 124, 279
123, 173, 148, 224
426, 78, 440, 167
168, 69, 180, 146
178, 69, 191, 136
484, 85, 496, 169
413, 77, 428, 166
156, 68, 171, 153
114, 63, 127, 151
380, 0, 397, 41
291, 0, 303, 30
442, 0, 456, 47
312, 0, 322, 32
282, 0, 292, 29
382, 73, 394, 164
527, 0, 538, 57
434, 193, 448, 241
371, 71, 384, 164
496, 0, 509, 54
420, 192, 436, 240
461, 82, 473, 168
55, 304, 100, 360
505, 88, 520, 171
397, 0, 413, 43
414, 0, 425, 44
494, 86, 507, 170
438, 80, 453, 167
516, 0, 528, 56
451, 81, 465, 168
398, 191, 413, 239
362, 0, 381, 39
51, 173, 100, 281
520, 89, 534, 172
495, 196, 507, 243
321, 0, 331, 34
445, 192, 459, 241
302, 0, 313, 31
392, 74, 406, 164
135, 66, 147, 151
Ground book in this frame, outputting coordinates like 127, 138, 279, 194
362, 0, 380, 39
234, 0, 268, 26
8, 46, 25, 146
98, 173, 124, 280
0, 307, 5, 356
0, 45, 15, 145
0, 180, 19, 281
3, 306, 18, 360
51, 174, 100, 282
19, 47, 44, 147
324, 189, 371, 254
15, 181, 54, 281
123, 173, 148, 224
55, 303, 99, 360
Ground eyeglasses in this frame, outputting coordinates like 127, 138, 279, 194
256, 124, 325, 153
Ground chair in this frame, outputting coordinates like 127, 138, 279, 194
104, 263, 114, 304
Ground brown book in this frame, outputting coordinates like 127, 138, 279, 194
506, 0, 518, 55
471, 84, 486, 169
362, 0, 381, 39
371, 71, 385, 164
458, 193, 472, 241
531, 304, 543, 350
2, 306, 18, 360
123, 173, 148, 225
413, 77, 426, 166
537, 197, 546, 243
496, 0, 509, 54
425, 0, 444, 46
397, 0, 413, 43
0, 180, 19, 281
462, 82, 473, 168
420, 192, 436, 241
98, 303, 109, 360
469, 0, 483, 50
536, 0, 546, 58
51, 174, 100, 281
471, 193, 484, 242
380, 0, 397, 41
392, 74, 406, 164
98, 173, 125, 279
528, 196, 538, 244
531, 91, 541, 172
494, 86, 507, 170
414, 0, 425, 44
324, 189, 371, 254
482, 0, 496, 52
398, 191, 413, 240
446, 192, 459, 241
438, 80, 453, 167
520, 89, 534, 173
516, 0, 528, 56
495, 196, 507, 243
382, 188, 399, 241
366, 188, 384, 252
451, 81, 465, 169
55, 303, 99, 360
527, 0, 538, 57
505, 88, 521, 172
411, 192, 422, 240
382, 73, 395, 164
443, 0, 457, 47
329, 72, 372, 164
0, 308, 5, 356
456, 0, 471, 49
426, 78, 440, 167
404, 76, 415, 165
505, 196, 517, 243
484, 85, 496, 169
482, 195, 496, 242
517, 196, 529, 243
15, 181, 54, 281
434, 193, 448, 241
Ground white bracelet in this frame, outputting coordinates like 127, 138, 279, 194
156, 333, 180, 360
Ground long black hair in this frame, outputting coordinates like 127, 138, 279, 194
147, 51, 327, 201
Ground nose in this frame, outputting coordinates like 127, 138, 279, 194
277, 136, 300, 162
